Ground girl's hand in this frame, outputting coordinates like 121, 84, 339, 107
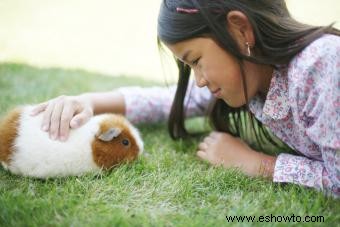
30, 95, 94, 141
197, 131, 277, 178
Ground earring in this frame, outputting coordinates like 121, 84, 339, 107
245, 42, 251, 56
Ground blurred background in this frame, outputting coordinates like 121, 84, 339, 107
0, 0, 339, 82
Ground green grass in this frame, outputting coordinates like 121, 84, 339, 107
0, 63, 339, 227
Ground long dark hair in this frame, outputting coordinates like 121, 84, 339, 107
157, 0, 340, 152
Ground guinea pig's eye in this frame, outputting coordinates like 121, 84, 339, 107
122, 139, 130, 146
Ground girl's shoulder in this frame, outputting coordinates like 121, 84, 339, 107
308, 33, 340, 46
291, 34, 340, 67
304, 33, 340, 49
285, 35, 339, 149
285, 34, 339, 118
288, 34, 339, 83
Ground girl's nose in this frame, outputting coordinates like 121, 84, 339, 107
196, 76, 208, 88
193, 70, 208, 88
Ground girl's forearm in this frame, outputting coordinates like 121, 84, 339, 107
80, 91, 126, 115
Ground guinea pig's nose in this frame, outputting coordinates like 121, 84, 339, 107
141, 151, 150, 157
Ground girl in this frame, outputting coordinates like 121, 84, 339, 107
31, 0, 339, 197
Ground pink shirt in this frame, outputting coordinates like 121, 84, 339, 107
118, 34, 340, 197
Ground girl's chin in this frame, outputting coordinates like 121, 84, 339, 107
222, 98, 246, 108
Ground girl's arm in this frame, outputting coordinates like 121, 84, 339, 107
32, 79, 211, 141
117, 80, 212, 124
273, 148, 339, 197
80, 91, 126, 115
272, 34, 340, 197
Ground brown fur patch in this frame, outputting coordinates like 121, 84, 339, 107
91, 115, 140, 169
0, 108, 21, 163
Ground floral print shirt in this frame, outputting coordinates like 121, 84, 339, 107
118, 34, 340, 197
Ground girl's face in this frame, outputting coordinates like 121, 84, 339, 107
166, 37, 272, 107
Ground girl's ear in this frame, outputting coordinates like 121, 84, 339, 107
226, 11, 255, 50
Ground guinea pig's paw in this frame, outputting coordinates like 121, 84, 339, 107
1, 161, 9, 170
96, 127, 122, 142
142, 151, 151, 158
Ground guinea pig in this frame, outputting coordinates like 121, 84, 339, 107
0, 105, 143, 178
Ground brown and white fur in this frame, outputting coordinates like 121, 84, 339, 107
0, 105, 143, 178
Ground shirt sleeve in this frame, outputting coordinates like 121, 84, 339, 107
273, 35, 340, 197
117, 80, 212, 124
273, 150, 339, 197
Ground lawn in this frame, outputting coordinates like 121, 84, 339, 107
0, 63, 339, 226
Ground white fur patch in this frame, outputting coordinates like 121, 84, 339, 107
7, 106, 103, 178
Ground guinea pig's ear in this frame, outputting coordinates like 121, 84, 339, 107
97, 127, 122, 142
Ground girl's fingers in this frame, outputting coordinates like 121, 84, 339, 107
41, 101, 55, 132
70, 108, 92, 129
203, 136, 213, 144
34, 95, 92, 141
58, 102, 75, 141
197, 150, 207, 160
209, 131, 222, 139
198, 142, 208, 151
30, 102, 48, 116
49, 100, 64, 140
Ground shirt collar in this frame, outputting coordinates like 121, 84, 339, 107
249, 66, 290, 120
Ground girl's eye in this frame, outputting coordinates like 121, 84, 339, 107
122, 139, 130, 146
192, 57, 201, 66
